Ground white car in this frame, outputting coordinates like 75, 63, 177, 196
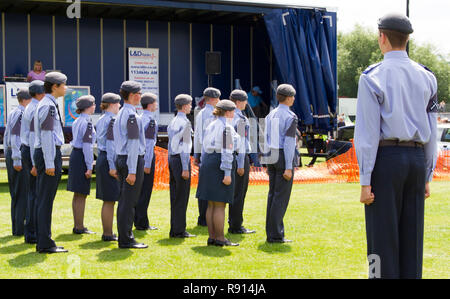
437, 124, 450, 151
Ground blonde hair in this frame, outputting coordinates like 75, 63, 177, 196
212, 107, 226, 117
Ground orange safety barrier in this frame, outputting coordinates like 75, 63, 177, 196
152, 145, 450, 190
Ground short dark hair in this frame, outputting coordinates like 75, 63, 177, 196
379, 29, 409, 48
276, 94, 288, 103
142, 103, 148, 110
44, 81, 59, 94
120, 89, 131, 101
30, 91, 37, 97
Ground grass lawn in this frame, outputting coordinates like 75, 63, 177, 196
0, 171, 448, 279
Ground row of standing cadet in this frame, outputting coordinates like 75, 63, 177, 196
4, 72, 299, 252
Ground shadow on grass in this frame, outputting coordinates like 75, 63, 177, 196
157, 238, 185, 246
79, 240, 113, 250
55, 233, 83, 242
257, 242, 292, 254
8, 251, 46, 268
191, 246, 231, 258
0, 234, 20, 245
224, 233, 246, 243
187, 226, 209, 236
97, 248, 133, 262
0, 242, 34, 254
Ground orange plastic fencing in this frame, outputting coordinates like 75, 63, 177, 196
152, 145, 450, 190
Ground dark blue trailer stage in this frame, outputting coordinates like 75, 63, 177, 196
0, 0, 337, 135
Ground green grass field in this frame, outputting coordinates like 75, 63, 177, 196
0, 171, 448, 279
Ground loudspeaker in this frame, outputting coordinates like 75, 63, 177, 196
205, 52, 221, 75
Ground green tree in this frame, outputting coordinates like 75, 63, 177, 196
338, 25, 450, 104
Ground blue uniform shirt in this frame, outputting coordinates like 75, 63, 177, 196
202, 117, 240, 177
113, 103, 146, 174
96, 111, 117, 171
354, 50, 438, 185
168, 111, 192, 171
232, 108, 251, 169
21, 98, 39, 166
141, 110, 158, 169
71, 113, 96, 171
4, 105, 25, 167
264, 103, 298, 170
194, 104, 215, 160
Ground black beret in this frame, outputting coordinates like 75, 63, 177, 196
76, 95, 95, 110
45, 72, 67, 84
120, 80, 142, 93
141, 92, 158, 105
230, 89, 248, 102
216, 99, 236, 111
28, 80, 45, 95
203, 87, 221, 99
277, 84, 296, 97
174, 94, 193, 106
378, 13, 413, 34
17, 88, 31, 100
101, 92, 121, 104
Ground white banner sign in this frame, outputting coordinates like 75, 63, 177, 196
128, 47, 159, 116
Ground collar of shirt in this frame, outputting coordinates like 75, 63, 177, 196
205, 104, 214, 111
384, 50, 409, 60
79, 113, 91, 120
123, 103, 136, 112
46, 93, 58, 105
104, 111, 115, 118
31, 98, 39, 105
278, 103, 291, 111
18, 105, 25, 112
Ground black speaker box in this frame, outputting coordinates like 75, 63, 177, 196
205, 51, 221, 75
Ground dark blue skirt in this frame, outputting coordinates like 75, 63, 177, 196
67, 148, 91, 195
197, 153, 235, 204
96, 150, 120, 201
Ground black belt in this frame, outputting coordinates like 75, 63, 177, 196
379, 140, 424, 148
117, 154, 144, 158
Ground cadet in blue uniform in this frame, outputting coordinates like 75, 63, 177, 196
134, 92, 159, 231
67, 95, 96, 235
34, 72, 68, 253
96, 93, 121, 241
4, 89, 32, 236
21, 81, 45, 243
228, 90, 256, 235
264, 84, 297, 243
197, 100, 240, 247
167, 94, 196, 238
354, 13, 438, 279
113, 81, 147, 249
194, 87, 221, 226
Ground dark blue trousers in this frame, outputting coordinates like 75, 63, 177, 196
228, 154, 250, 230
366, 146, 426, 279
34, 147, 62, 249
196, 154, 208, 226
5, 148, 27, 236
21, 145, 37, 242
116, 155, 144, 246
168, 154, 191, 236
266, 150, 294, 241
134, 154, 156, 229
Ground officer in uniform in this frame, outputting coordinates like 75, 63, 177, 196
21, 81, 45, 243
34, 72, 68, 253
113, 81, 147, 249
194, 87, 221, 226
67, 95, 96, 235
228, 89, 255, 235
354, 13, 438, 279
96, 92, 121, 241
167, 94, 196, 238
264, 84, 298, 243
4, 89, 32, 236
134, 92, 159, 231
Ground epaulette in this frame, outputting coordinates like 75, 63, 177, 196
419, 63, 434, 74
362, 62, 382, 75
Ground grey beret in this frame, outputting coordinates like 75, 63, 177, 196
277, 84, 296, 97
216, 99, 236, 111
28, 80, 45, 95
141, 92, 158, 105
174, 94, 193, 107
203, 87, 221, 99
120, 80, 142, 93
101, 92, 121, 104
378, 13, 413, 34
17, 88, 31, 100
230, 89, 248, 102
45, 72, 67, 84
76, 95, 95, 110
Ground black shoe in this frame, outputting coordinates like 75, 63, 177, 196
215, 239, 239, 247
135, 225, 159, 231
171, 232, 196, 238
38, 246, 68, 254
228, 227, 256, 234
207, 238, 216, 246
73, 227, 96, 234
102, 234, 118, 242
267, 238, 292, 243
119, 242, 148, 249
